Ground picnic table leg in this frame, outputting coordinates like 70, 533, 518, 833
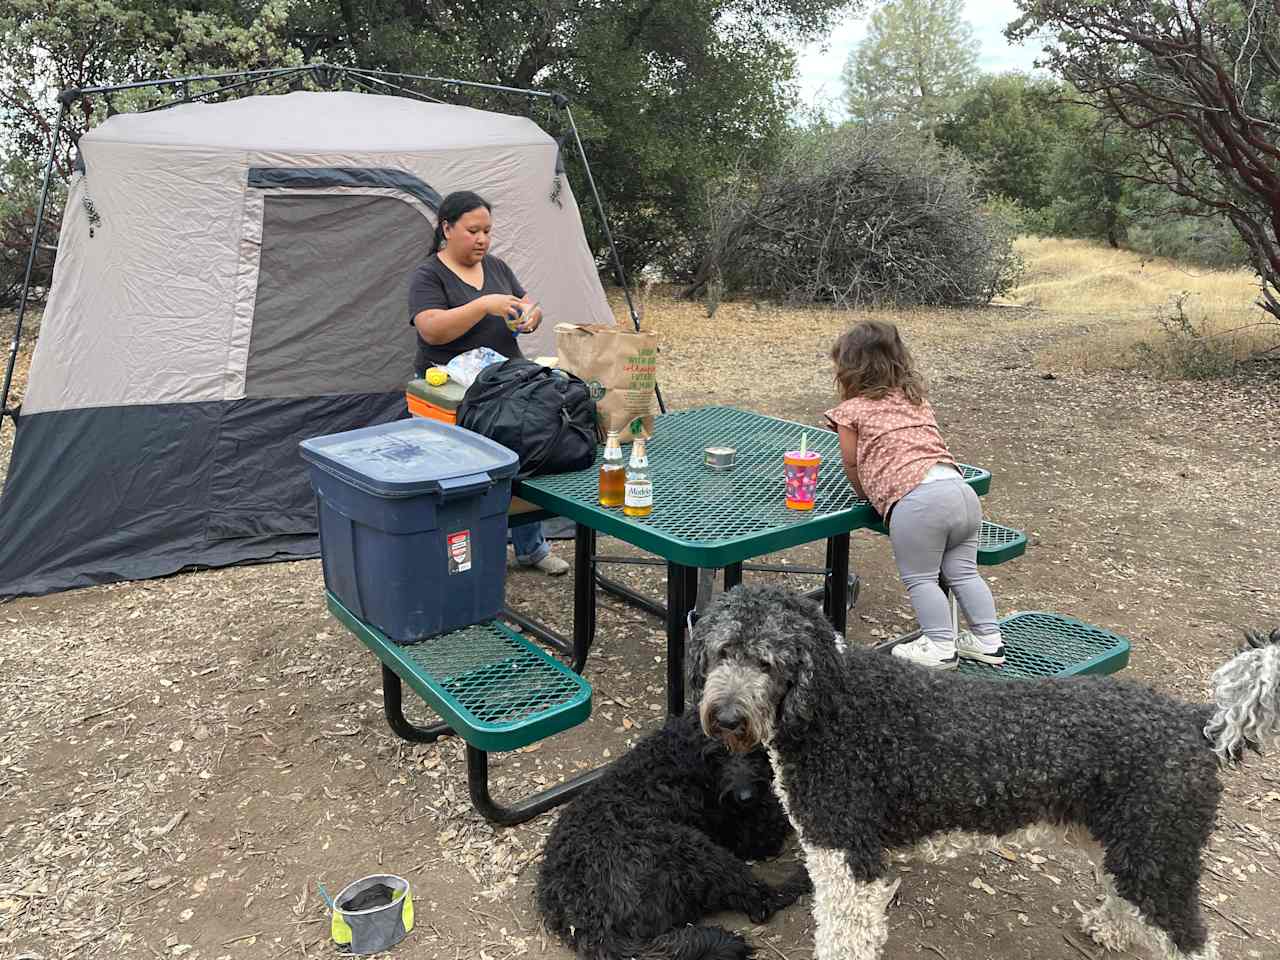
381, 664, 453, 742
594, 557, 668, 620
665, 562, 698, 717
465, 744, 611, 826
501, 608, 572, 655
823, 533, 851, 637
723, 563, 743, 590
572, 524, 597, 673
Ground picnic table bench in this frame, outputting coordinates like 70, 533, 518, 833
327, 591, 600, 826
871, 518, 1130, 677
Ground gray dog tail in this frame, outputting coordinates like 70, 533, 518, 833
593, 926, 753, 960
1203, 627, 1280, 763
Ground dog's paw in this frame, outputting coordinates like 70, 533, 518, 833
743, 885, 779, 924
763, 892, 797, 915
768, 868, 812, 910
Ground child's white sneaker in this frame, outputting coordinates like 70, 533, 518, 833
891, 637, 958, 670
956, 630, 1006, 665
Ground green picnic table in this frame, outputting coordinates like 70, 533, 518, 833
517, 404, 993, 715
328, 404, 1129, 825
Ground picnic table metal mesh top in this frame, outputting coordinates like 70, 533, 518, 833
327, 592, 591, 752
519, 406, 991, 568
958, 612, 1130, 679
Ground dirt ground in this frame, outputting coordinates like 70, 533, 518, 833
2, 250, 1280, 960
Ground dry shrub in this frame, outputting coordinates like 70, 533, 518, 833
691, 126, 1023, 308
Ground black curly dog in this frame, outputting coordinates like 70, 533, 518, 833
695, 584, 1280, 960
536, 708, 809, 960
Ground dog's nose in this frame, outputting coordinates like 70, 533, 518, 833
714, 704, 747, 735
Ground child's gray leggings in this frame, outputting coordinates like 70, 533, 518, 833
888, 476, 999, 644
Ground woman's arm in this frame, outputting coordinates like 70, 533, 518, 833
412, 294, 522, 345
836, 424, 866, 499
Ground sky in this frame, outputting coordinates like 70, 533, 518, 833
794, 0, 1047, 119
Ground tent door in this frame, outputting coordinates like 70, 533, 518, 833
206, 174, 438, 542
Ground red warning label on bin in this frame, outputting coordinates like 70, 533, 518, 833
446, 529, 472, 574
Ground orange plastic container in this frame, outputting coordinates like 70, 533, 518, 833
406, 392, 457, 424
405, 377, 464, 425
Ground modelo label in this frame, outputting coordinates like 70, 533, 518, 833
624, 482, 653, 507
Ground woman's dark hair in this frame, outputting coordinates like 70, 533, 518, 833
830, 320, 927, 405
432, 190, 491, 253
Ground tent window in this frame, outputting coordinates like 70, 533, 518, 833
247, 166, 442, 209
243, 193, 426, 398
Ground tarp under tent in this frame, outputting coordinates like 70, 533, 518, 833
0, 89, 614, 598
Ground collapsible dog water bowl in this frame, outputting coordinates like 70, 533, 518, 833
330, 873, 414, 955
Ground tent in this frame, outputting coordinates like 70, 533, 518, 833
0, 84, 617, 598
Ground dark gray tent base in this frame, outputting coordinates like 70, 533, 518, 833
0, 393, 406, 598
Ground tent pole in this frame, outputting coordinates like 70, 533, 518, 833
560, 104, 665, 414
2, 97, 66, 433
76, 64, 306, 97
344, 67, 556, 101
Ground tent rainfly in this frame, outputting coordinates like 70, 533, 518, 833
0, 90, 614, 598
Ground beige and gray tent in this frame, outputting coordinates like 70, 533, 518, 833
0, 84, 617, 597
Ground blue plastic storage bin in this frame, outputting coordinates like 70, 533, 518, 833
299, 419, 519, 643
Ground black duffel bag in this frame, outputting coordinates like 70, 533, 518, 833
457, 359, 599, 480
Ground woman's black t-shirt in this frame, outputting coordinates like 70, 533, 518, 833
407, 253, 526, 374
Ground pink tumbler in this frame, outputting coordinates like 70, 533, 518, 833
784, 451, 822, 510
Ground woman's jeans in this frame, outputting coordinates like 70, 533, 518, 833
888, 478, 999, 644
510, 521, 551, 565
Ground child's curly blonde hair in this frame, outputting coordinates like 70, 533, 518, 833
830, 320, 927, 405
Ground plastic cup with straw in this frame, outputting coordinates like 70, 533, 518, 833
784, 431, 822, 510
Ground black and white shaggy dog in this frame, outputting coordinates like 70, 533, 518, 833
694, 584, 1280, 960
536, 708, 808, 960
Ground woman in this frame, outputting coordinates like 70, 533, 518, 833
408, 190, 569, 576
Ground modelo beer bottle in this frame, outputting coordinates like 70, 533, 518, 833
623, 437, 653, 517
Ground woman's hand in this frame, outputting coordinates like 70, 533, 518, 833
515, 300, 543, 333
478, 293, 524, 321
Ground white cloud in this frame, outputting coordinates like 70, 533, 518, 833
794, 0, 1048, 120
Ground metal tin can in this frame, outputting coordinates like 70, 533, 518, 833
704, 446, 737, 470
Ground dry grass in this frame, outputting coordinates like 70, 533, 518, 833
611, 279, 1069, 422
1009, 237, 1279, 376
617, 236, 1280, 390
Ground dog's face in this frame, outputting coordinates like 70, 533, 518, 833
693, 585, 827, 753
699, 626, 788, 753
705, 744, 793, 861
713, 743, 774, 807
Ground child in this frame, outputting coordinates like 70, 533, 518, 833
824, 320, 1003, 670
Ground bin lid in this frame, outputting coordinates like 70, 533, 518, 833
299, 418, 519, 498
406, 377, 466, 411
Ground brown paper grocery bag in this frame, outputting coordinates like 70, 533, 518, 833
555, 323, 658, 442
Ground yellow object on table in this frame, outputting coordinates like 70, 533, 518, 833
425, 367, 448, 386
